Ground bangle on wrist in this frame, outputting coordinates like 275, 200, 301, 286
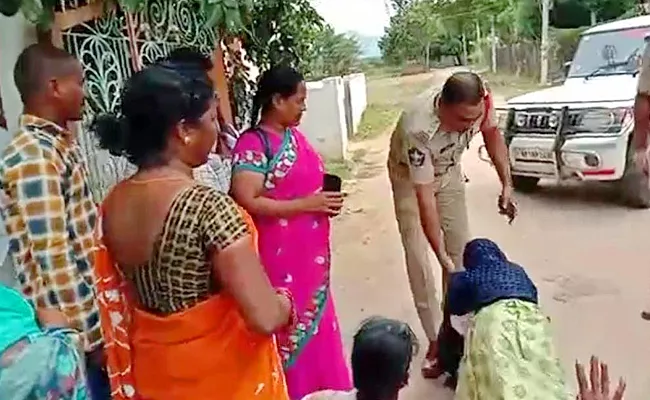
274, 288, 298, 365
275, 287, 297, 327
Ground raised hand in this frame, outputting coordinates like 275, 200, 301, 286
575, 356, 625, 400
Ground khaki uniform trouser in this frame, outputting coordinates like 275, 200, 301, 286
387, 160, 469, 341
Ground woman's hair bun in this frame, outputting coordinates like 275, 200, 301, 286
90, 62, 214, 167
91, 113, 128, 158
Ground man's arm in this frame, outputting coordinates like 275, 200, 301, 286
634, 94, 650, 151
480, 92, 512, 189
404, 131, 453, 270
634, 41, 650, 152
414, 184, 445, 258
7, 156, 78, 314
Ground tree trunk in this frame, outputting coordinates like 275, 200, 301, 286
513, 18, 521, 77
514, 44, 521, 77
490, 16, 497, 73
462, 32, 468, 65
540, 0, 550, 85
475, 20, 482, 65
425, 42, 430, 70
590, 11, 597, 26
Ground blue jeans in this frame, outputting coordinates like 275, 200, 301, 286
86, 349, 110, 400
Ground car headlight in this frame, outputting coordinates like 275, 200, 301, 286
572, 108, 632, 134
515, 112, 526, 128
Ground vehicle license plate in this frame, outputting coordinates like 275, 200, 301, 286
513, 147, 554, 161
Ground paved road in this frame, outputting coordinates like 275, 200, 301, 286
330, 70, 650, 399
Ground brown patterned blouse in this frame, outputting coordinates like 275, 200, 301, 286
121, 185, 249, 315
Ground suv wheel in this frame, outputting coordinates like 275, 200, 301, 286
620, 152, 650, 209
512, 175, 540, 192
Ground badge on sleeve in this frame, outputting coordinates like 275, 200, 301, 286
408, 147, 426, 167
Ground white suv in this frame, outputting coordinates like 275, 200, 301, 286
488, 16, 650, 208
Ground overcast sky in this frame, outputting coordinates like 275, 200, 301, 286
312, 0, 391, 36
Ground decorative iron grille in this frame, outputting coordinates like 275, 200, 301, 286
61, 0, 217, 201
55, 0, 94, 13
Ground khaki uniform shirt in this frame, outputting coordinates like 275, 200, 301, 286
388, 90, 496, 186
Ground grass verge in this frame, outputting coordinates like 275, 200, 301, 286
352, 71, 438, 141
355, 104, 401, 141
324, 159, 354, 180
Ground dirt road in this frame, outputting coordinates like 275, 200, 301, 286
330, 69, 650, 399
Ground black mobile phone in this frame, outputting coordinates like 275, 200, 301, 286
323, 173, 342, 192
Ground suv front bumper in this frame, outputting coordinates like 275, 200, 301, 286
504, 134, 628, 181
479, 107, 631, 182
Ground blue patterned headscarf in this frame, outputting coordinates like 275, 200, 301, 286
447, 238, 538, 316
463, 238, 507, 270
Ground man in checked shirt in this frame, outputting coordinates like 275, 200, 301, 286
0, 44, 110, 399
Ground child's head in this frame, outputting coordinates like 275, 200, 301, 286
14, 44, 85, 123
351, 317, 418, 400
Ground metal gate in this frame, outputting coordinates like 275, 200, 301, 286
61, 0, 217, 201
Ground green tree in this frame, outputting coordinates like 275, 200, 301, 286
514, 0, 541, 40
301, 25, 361, 79
583, 0, 637, 24
379, 0, 469, 66
239, 0, 323, 69
389, 0, 413, 14
379, 12, 420, 64
552, 0, 636, 28
323, 29, 361, 76
379, 0, 637, 68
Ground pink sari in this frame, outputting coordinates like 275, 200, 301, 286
233, 128, 352, 400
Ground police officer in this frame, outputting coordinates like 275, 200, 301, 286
387, 71, 515, 376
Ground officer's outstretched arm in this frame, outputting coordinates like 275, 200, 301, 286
407, 140, 455, 272
414, 185, 454, 272
635, 39, 650, 152
634, 94, 650, 151
414, 184, 442, 251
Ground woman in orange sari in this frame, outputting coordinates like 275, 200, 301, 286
91, 60, 293, 399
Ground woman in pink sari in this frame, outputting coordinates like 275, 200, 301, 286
231, 66, 352, 399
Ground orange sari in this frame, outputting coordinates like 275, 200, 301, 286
94, 206, 286, 399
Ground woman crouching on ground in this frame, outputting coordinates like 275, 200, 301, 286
448, 238, 568, 399
441, 238, 626, 400
90, 61, 294, 399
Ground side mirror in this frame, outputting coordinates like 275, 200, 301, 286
563, 61, 572, 76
